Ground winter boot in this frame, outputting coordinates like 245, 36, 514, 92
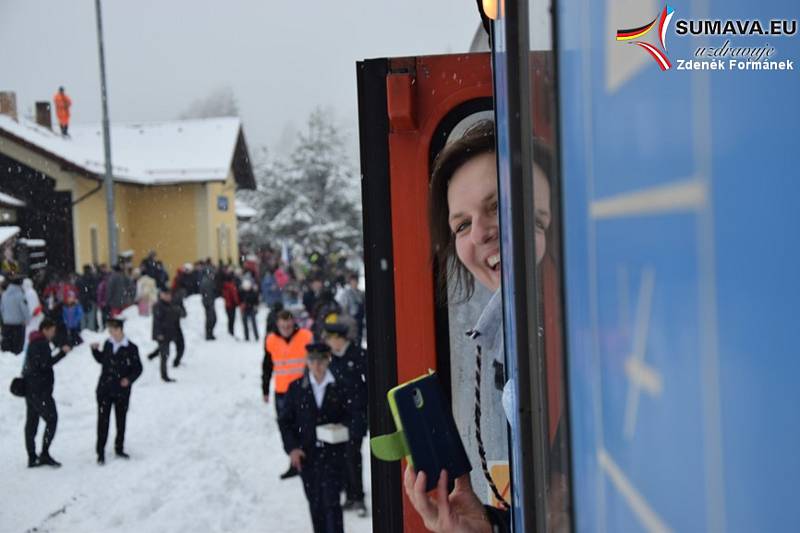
38, 452, 62, 468
115, 449, 130, 459
97, 453, 105, 465
27, 455, 39, 468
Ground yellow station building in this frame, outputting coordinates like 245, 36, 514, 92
0, 94, 255, 274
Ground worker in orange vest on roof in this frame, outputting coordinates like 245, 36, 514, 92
53, 86, 72, 137
262, 308, 313, 479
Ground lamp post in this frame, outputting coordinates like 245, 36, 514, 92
95, 0, 118, 265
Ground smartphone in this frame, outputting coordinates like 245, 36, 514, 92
388, 372, 471, 492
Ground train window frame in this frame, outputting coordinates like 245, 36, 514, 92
490, 1, 573, 531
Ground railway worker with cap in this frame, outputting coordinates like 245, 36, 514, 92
278, 342, 350, 533
91, 317, 142, 464
262, 309, 314, 479
322, 321, 368, 516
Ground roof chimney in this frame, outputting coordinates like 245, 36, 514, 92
0, 91, 18, 121
35, 101, 52, 129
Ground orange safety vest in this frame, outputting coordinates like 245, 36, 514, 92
266, 328, 313, 394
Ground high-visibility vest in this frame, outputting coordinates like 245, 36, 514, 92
266, 328, 313, 394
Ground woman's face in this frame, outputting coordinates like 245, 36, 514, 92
448, 153, 501, 291
447, 153, 551, 292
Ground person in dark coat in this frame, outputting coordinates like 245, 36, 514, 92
76, 265, 99, 331
278, 343, 350, 533
105, 265, 127, 317
302, 277, 324, 317
265, 301, 284, 336
21, 318, 72, 467
150, 289, 181, 382
199, 266, 218, 340
239, 278, 260, 341
323, 322, 369, 516
91, 318, 142, 464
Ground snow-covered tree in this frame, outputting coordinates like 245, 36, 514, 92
238, 109, 362, 259
178, 86, 239, 119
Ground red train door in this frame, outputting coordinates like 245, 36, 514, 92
357, 53, 493, 533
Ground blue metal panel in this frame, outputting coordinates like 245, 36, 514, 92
557, 0, 800, 531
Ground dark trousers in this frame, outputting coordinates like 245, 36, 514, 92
242, 308, 258, 341
158, 341, 172, 380
226, 307, 236, 336
204, 304, 217, 339
151, 328, 185, 370
344, 435, 365, 501
97, 394, 129, 454
25, 394, 58, 459
81, 302, 99, 331
300, 449, 345, 533
275, 392, 287, 418
2, 324, 25, 354
173, 327, 185, 365
66, 327, 83, 346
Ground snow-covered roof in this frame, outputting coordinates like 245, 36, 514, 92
236, 203, 258, 219
0, 191, 24, 207
0, 226, 20, 245
0, 115, 255, 188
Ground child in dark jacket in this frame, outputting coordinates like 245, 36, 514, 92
61, 292, 84, 346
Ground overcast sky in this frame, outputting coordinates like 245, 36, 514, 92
0, 0, 478, 159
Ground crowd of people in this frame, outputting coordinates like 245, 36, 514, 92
7, 248, 368, 533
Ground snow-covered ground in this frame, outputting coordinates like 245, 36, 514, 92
0, 296, 372, 533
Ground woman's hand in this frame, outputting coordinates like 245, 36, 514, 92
404, 464, 492, 533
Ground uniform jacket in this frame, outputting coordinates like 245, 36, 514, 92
22, 331, 67, 396
329, 342, 368, 438
92, 338, 143, 398
262, 327, 313, 395
278, 371, 351, 457
1, 283, 30, 325
152, 299, 182, 342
